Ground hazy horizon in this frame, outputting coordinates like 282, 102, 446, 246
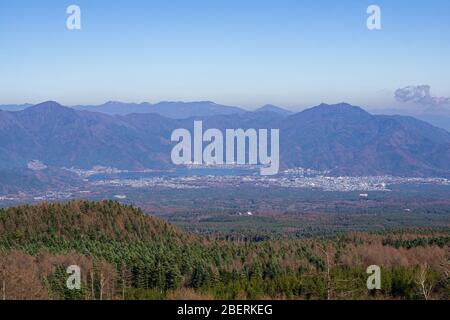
1, 0, 450, 111
1, 99, 450, 116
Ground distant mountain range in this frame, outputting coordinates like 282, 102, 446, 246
372, 108, 450, 132
0, 101, 295, 119
255, 104, 293, 116
3, 101, 449, 132
0, 101, 449, 177
0, 101, 251, 118
0, 104, 33, 112
72, 101, 249, 118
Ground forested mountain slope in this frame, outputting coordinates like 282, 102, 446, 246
0, 201, 449, 300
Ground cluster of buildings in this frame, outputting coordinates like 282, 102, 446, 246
89, 173, 450, 192
92, 177, 201, 189
2, 165, 449, 206
64, 166, 128, 178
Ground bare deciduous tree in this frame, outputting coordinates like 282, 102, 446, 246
319, 245, 332, 300
90, 269, 95, 300
416, 263, 435, 300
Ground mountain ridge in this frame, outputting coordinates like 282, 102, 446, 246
2, 101, 449, 132
255, 104, 293, 116
0, 101, 449, 177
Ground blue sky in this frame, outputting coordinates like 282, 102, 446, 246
0, 0, 449, 110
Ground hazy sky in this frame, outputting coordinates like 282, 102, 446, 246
1, 0, 449, 110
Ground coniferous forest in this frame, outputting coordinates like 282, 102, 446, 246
0, 200, 448, 300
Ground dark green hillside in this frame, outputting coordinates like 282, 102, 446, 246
0, 201, 448, 300
0, 200, 188, 243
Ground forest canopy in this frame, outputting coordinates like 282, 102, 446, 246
0, 200, 449, 300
